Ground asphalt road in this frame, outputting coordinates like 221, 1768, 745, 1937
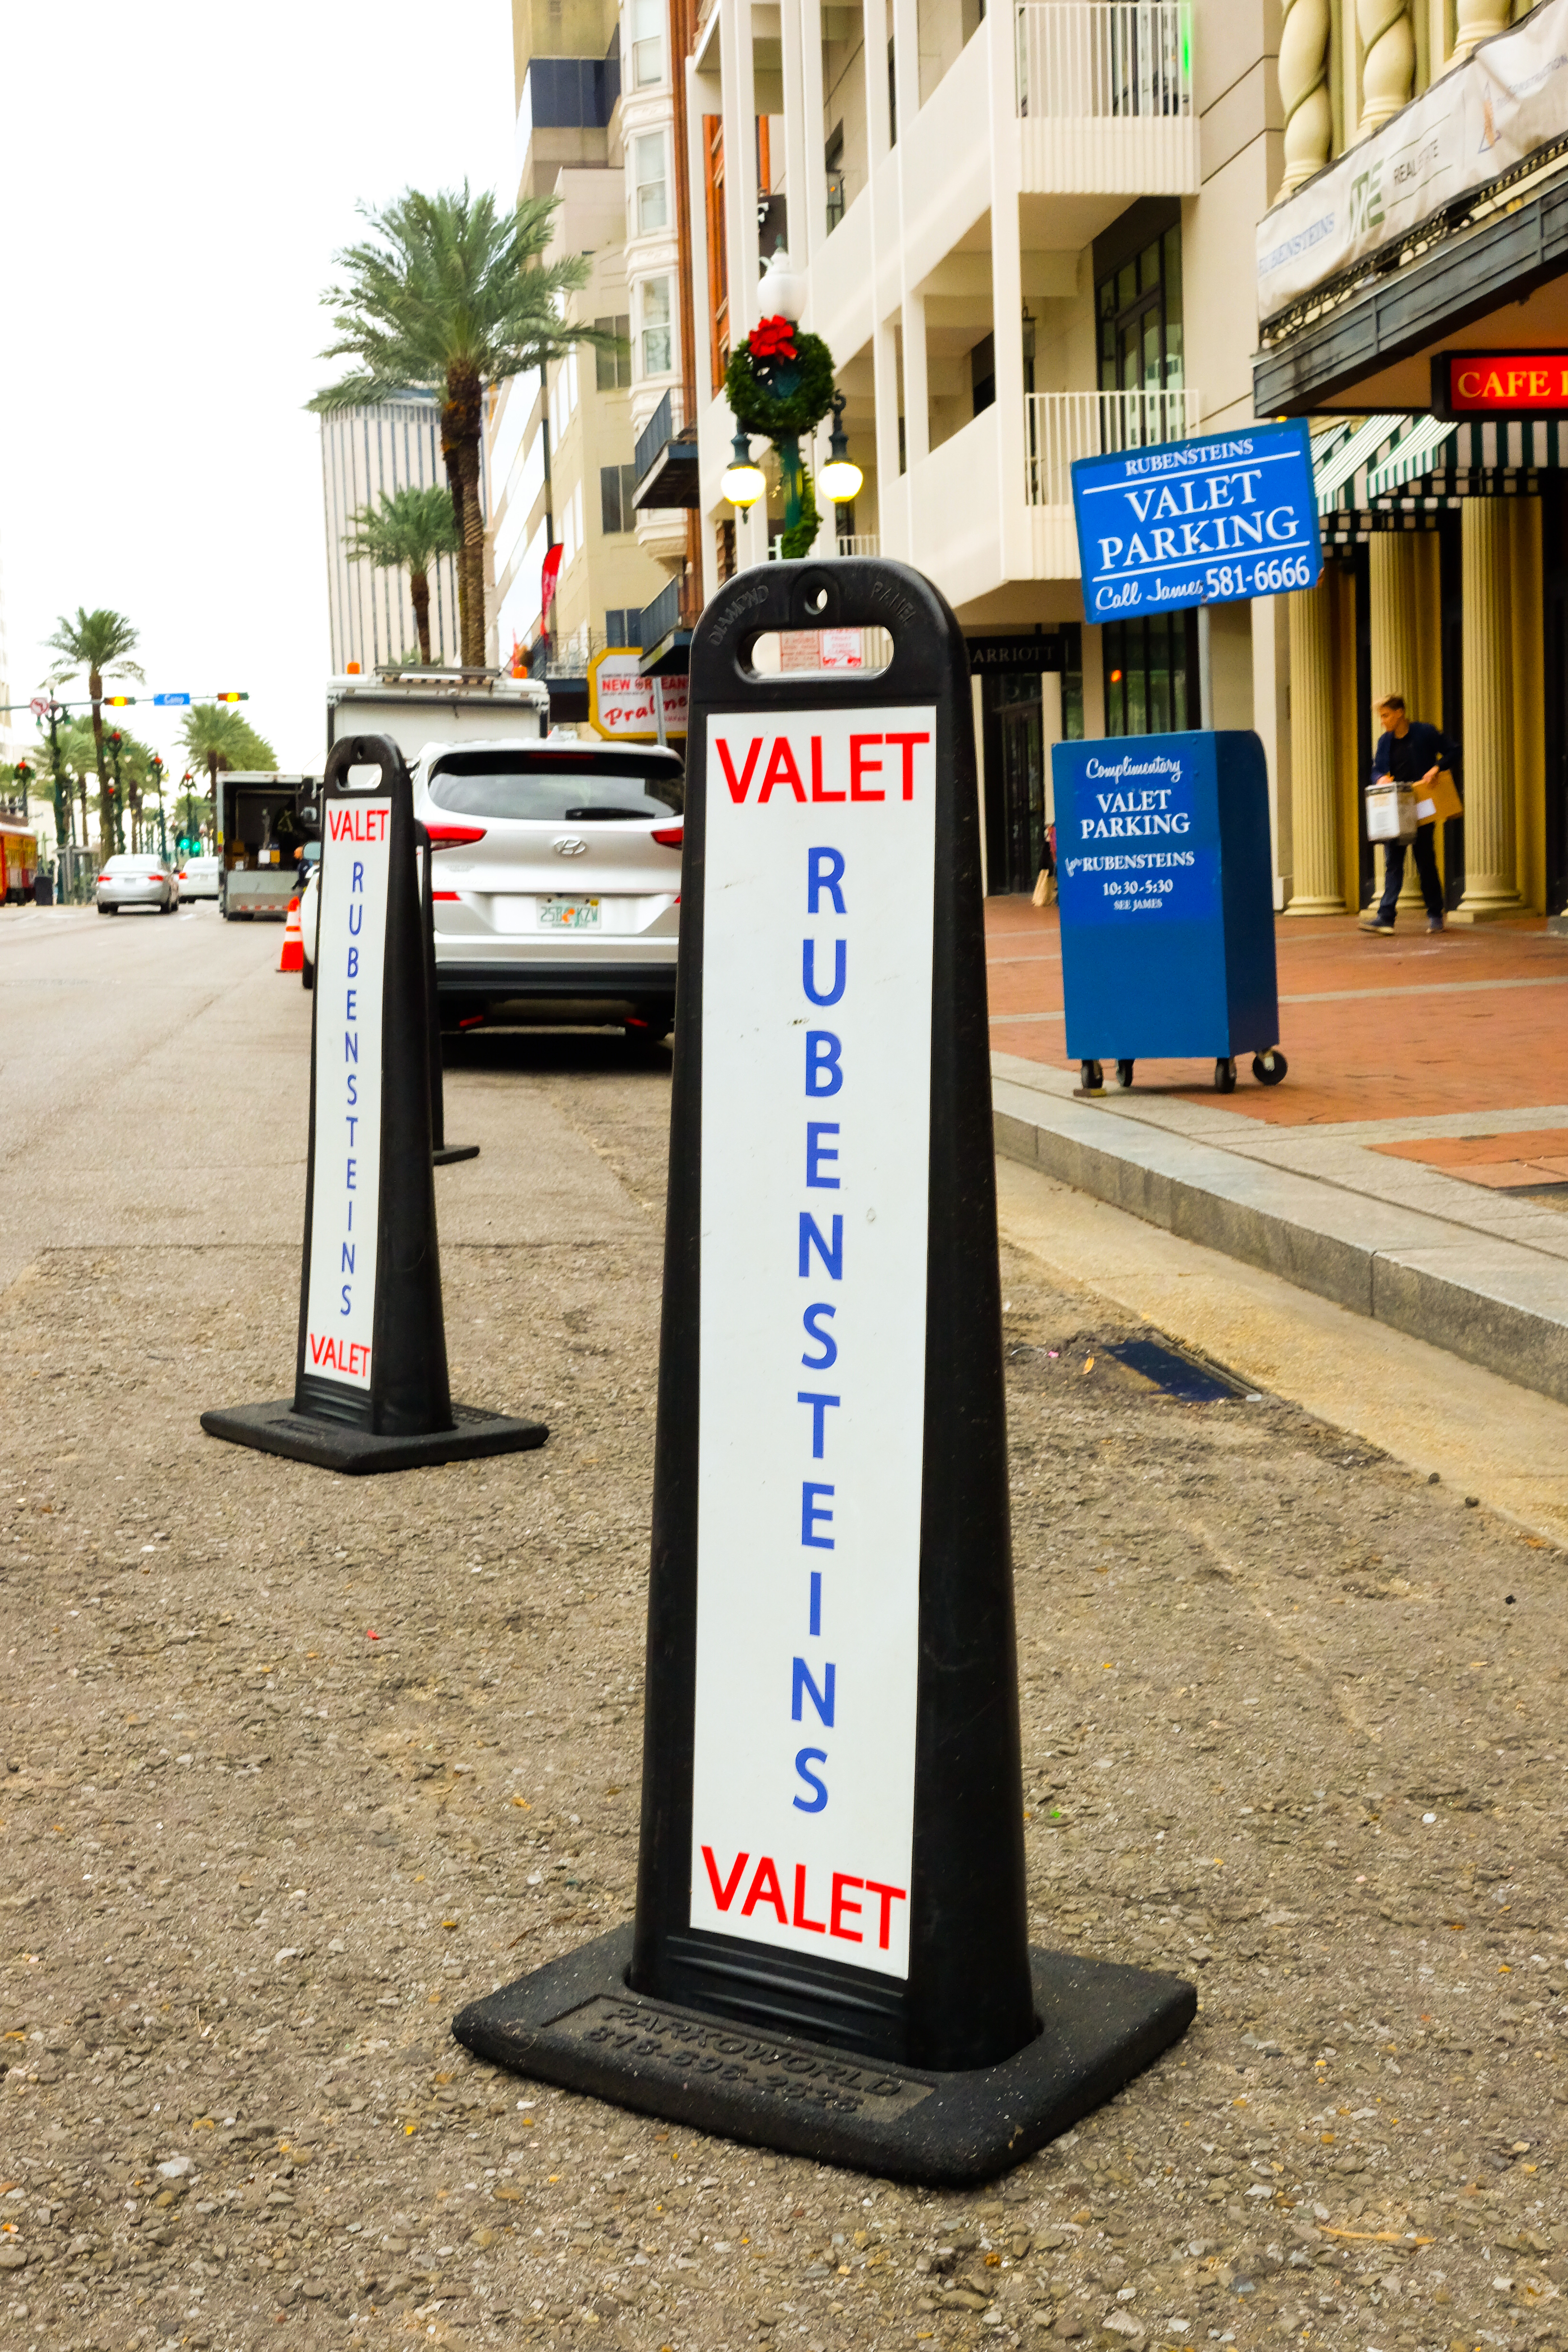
0, 904, 1564, 2352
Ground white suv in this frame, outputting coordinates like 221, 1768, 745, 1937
412, 735, 683, 1037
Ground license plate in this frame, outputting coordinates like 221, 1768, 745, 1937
537, 897, 600, 930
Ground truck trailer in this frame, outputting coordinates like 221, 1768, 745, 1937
217, 773, 317, 920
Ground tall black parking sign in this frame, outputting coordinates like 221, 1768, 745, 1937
456, 563, 1194, 2179
202, 734, 546, 1474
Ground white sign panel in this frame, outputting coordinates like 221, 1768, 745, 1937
690, 708, 937, 1980
304, 798, 391, 1390
590, 653, 690, 741
1256, 0, 1568, 318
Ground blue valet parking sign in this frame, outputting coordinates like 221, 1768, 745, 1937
1072, 418, 1321, 619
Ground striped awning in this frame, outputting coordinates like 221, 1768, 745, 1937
1313, 414, 1406, 512
1365, 416, 1457, 497
1439, 416, 1568, 471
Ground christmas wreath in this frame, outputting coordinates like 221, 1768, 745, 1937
724, 315, 837, 438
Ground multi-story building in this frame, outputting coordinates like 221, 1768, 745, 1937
678, 0, 1293, 894
318, 394, 466, 673
1255, 0, 1567, 921
490, 0, 694, 713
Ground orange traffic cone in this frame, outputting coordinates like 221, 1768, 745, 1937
279, 896, 304, 974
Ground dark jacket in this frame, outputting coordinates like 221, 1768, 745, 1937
1372, 721, 1454, 784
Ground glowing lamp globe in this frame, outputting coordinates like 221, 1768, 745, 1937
721, 429, 766, 511
756, 246, 807, 324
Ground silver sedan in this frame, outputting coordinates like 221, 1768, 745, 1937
96, 855, 180, 914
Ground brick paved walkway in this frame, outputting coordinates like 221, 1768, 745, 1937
986, 894, 1568, 1128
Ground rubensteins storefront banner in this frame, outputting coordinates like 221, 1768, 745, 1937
1255, 0, 1568, 320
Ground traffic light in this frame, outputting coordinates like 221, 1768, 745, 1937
215, 691, 249, 703
104, 695, 135, 708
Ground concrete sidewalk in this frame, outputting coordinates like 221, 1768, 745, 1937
988, 898, 1568, 1405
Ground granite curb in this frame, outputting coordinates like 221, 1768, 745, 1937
992, 1059, 1568, 1408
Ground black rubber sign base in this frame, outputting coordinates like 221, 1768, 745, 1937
199, 1397, 547, 1476
454, 1927, 1195, 2186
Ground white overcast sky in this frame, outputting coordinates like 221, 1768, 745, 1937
0, 0, 515, 777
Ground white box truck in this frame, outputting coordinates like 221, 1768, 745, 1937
325, 668, 551, 760
218, 773, 317, 919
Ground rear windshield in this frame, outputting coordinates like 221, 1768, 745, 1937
428, 748, 683, 822
108, 857, 160, 871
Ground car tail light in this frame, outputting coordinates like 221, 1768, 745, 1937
652, 825, 684, 848
425, 825, 487, 848
97, 872, 111, 883
432, 890, 460, 902
177, 870, 187, 880
147, 872, 167, 882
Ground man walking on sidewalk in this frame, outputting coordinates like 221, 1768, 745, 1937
1360, 696, 1458, 936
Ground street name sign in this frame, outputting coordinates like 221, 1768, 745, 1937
201, 733, 546, 1474
152, 692, 191, 707
456, 559, 1195, 2180
1071, 418, 1321, 620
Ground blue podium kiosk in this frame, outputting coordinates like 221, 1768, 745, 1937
1050, 729, 1286, 1095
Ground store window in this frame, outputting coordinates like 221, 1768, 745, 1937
1096, 222, 1183, 392
630, 0, 664, 87
641, 277, 673, 376
1102, 613, 1198, 736
594, 315, 632, 392
634, 132, 668, 234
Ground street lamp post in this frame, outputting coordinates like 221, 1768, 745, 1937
149, 754, 169, 864
12, 758, 32, 824
106, 730, 126, 857
38, 698, 72, 899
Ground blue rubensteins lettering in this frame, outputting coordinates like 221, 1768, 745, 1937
341, 849, 366, 1319
793, 847, 848, 1818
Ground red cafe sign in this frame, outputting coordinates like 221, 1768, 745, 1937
1433, 351, 1568, 417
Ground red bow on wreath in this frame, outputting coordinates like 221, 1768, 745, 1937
748, 314, 798, 362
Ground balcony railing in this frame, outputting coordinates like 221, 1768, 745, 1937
637, 575, 685, 654
1016, 2, 1192, 120
1025, 388, 1202, 506
634, 389, 677, 487
762, 533, 882, 562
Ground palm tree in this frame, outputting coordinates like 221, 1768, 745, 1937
178, 705, 279, 833
310, 186, 616, 668
344, 484, 461, 664
43, 608, 144, 816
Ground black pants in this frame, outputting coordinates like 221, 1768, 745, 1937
1377, 824, 1444, 921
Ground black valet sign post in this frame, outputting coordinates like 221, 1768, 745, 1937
202, 734, 546, 1474
455, 564, 1194, 2181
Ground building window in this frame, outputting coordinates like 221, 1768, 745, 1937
641, 277, 673, 376
634, 132, 668, 234
630, 0, 664, 87
600, 463, 639, 535
971, 332, 995, 417
825, 124, 845, 234
594, 314, 633, 391
606, 607, 642, 648
1097, 224, 1183, 392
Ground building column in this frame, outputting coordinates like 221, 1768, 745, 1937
1278, 0, 1332, 194
1453, 1, 1509, 62
1454, 499, 1522, 922
1358, 0, 1413, 133
1369, 532, 1423, 910
1284, 576, 1341, 913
